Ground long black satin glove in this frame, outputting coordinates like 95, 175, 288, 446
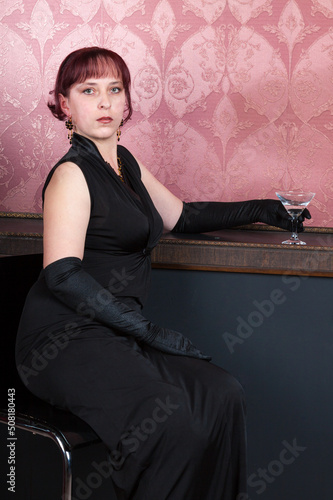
171, 200, 311, 233
44, 257, 211, 361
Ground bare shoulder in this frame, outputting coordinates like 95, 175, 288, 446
44, 161, 89, 202
47, 161, 86, 185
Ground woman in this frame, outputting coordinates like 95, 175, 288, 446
16, 47, 310, 500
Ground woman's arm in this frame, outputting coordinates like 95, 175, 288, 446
43, 162, 91, 267
137, 158, 184, 231
137, 158, 311, 232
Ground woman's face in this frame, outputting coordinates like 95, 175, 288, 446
60, 73, 126, 145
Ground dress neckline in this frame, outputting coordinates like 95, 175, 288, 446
69, 133, 163, 250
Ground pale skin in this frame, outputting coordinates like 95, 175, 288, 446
43, 74, 183, 268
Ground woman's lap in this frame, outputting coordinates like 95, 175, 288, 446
22, 331, 247, 499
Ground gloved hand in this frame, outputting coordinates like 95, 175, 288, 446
148, 328, 211, 360
44, 257, 211, 361
252, 199, 311, 232
171, 200, 311, 233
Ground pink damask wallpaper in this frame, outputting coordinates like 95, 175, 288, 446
1, 0, 333, 226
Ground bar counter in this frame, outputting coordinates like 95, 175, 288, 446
1, 213, 332, 277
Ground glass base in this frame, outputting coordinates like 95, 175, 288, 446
281, 238, 306, 245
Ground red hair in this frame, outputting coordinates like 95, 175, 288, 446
48, 47, 132, 123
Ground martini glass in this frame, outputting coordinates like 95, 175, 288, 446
276, 190, 315, 245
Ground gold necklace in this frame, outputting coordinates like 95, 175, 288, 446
117, 156, 124, 182
105, 156, 124, 183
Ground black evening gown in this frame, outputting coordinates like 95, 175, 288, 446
15, 134, 247, 500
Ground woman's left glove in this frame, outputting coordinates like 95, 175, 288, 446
171, 200, 311, 233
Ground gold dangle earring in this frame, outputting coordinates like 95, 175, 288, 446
117, 119, 124, 142
65, 116, 74, 144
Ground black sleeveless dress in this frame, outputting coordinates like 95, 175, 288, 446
15, 134, 247, 500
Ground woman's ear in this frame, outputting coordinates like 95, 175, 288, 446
59, 94, 70, 117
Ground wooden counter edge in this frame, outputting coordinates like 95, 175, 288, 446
1, 215, 332, 276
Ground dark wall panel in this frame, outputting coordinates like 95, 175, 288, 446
144, 269, 333, 500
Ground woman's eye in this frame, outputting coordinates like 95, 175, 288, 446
110, 87, 121, 94
83, 88, 94, 95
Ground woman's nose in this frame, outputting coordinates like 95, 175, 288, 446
98, 93, 111, 109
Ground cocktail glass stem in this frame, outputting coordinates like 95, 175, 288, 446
290, 215, 299, 241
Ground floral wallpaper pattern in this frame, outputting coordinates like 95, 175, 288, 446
1, 0, 333, 226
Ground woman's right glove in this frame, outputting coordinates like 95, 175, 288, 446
44, 257, 211, 361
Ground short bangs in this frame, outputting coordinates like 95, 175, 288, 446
62, 52, 124, 89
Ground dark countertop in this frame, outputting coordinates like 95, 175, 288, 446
1, 214, 333, 276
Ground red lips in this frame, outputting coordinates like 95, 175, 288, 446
97, 117, 112, 124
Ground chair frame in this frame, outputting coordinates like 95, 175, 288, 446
0, 411, 72, 499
